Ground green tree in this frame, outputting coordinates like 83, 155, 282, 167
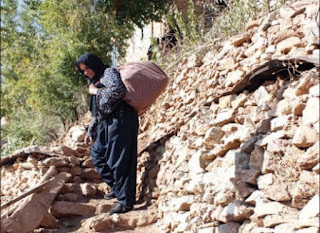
109, 0, 171, 28
1, 0, 61, 152
1, 0, 172, 156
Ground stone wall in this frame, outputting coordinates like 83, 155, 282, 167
137, 0, 319, 232
1, 0, 319, 232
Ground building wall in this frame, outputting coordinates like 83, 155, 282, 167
124, 22, 164, 62
123, 1, 220, 62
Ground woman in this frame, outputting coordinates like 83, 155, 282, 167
75, 53, 139, 214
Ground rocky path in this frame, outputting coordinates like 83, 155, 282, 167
33, 196, 160, 233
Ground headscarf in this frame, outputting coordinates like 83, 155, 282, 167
75, 53, 107, 116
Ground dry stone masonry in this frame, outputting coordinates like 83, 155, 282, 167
1, 0, 319, 232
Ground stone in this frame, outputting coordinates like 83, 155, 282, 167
198, 227, 215, 233
188, 150, 206, 173
68, 156, 81, 166
51, 201, 95, 217
253, 86, 273, 106
60, 183, 79, 193
249, 147, 264, 170
295, 227, 320, 233
245, 190, 266, 205
38, 157, 69, 168
270, 115, 289, 131
274, 223, 295, 233
236, 169, 261, 185
261, 151, 280, 174
277, 37, 302, 53
299, 195, 319, 220
56, 193, 78, 202
292, 97, 306, 116
231, 93, 248, 109
188, 53, 203, 68
221, 123, 251, 144
238, 220, 259, 233
200, 149, 217, 161
211, 140, 241, 157
216, 222, 240, 233
82, 159, 95, 168
213, 109, 236, 127
80, 183, 97, 197
69, 125, 87, 142
50, 145, 79, 157
193, 120, 211, 136
276, 99, 292, 115
96, 204, 113, 214
256, 118, 271, 134
290, 171, 319, 209
184, 174, 205, 195
70, 165, 82, 176
253, 200, 299, 218
82, 214, 112, 232
245, 19, 260, 31
296, 74, 319, 96
1, 173, 70, 233
81, 168, 102, 180
214, 190, 235, 206
292, 125, 318, 148
39, 213, 59, 228
302, 97, 319, 125
218, 200, 254, 222
203, 127, 225, 147
272, 29, 297, 44
309, 84, 319, 97
263, 214, 298, 228
2, 194, 48, 233
241, 136, 259, 154
170, 195, 195, 212
219, 94, 237, 109
230, 32, 251, 46
297, 141, 319, 170
312, 163, 319, 173
257, 174, 291, 202
225, 70, 245, 87
256, 131, 285, 147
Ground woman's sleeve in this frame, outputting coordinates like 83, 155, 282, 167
96, 68, 127, 115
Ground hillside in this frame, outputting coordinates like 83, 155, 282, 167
1, 0, 319, 232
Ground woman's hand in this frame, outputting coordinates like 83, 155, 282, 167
89, 83, 98, 95
85, 134, 92, 145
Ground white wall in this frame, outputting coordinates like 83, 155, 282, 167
124, 22, 164, 62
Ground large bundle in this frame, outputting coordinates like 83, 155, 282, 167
117, 61, 168, 115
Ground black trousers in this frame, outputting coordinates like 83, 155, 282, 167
91, 101, 139, 206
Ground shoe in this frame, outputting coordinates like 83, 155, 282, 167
104, 191, 116, 200
108, 203, 133, 215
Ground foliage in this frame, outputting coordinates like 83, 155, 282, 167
166, 0, 204, 44
1, 110, 62, 156
1, 0, 171, 156
106, 0, 172, 28
154, 0, 214, 66
156, 0, 288, 77
213, 0, 259, 37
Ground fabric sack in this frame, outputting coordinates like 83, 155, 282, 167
117, 61, 168, 115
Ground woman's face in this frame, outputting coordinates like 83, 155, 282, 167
79, 63, 95, 79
